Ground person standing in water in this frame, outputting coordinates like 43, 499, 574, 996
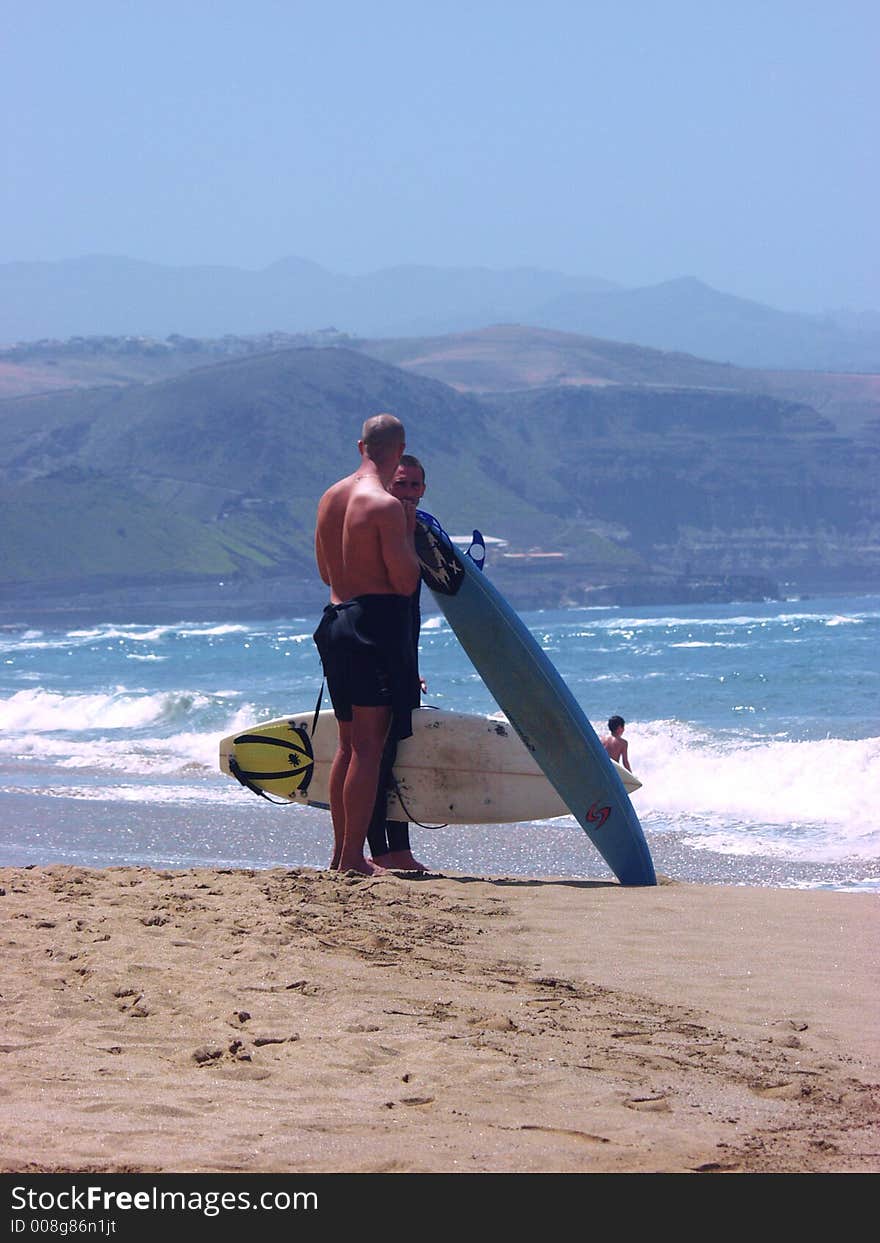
602, 715, 632, 772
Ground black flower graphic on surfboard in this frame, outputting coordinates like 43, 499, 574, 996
414, 514, 466, 596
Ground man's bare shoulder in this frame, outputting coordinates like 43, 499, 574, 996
351, 481, 402, 518
318, 474, 356, 508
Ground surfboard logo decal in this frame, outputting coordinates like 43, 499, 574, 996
415, 514, 465, 596
232, 725, 315, 793
585, 801, 611, 829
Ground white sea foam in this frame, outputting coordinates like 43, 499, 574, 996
0, 722, 239, 776
176, 624, 252, 637
54, 622, 255, 646
67, 625, 175, 642
0, 634, 77, 653
669, 641, 748, 649
9, 782, 243, 806
0, 626, 172, 653
559, 608, 875, 633
624, 720, 880, 861
0, 688, 213, 733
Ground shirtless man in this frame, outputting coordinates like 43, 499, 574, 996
313, 414, 421, 875
602, 715, 632, 772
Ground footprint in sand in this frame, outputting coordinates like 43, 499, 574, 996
216, 1065, 272, 1081
520, 1125, 610, 1145
192, 1046, 223, 1064
469, 1013, 518, 1032
753, 1081, 807, 1100
625, 1095, 672, 1112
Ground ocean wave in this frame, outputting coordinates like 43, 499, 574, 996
683, 826, 880, 865
0, 687, 214, 732
5, 622, 258, 650
789, 877, 880, 893
556, 607, 877, 633
67, 625, 176, 642
627, 720, 880, 858
0, 701, 263, 776
176, 624, 253, 637
669, 641, 748, 649
1, 731, 214, 776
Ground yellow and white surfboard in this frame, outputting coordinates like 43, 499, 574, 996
219, 706, 640, 825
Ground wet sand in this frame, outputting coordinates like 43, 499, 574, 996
1, 864, 877, 1173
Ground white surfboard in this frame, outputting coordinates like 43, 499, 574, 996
219, 705, 641, 825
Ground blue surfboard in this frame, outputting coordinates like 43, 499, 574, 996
415, 511, 656, 886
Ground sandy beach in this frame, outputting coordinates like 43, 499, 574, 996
1, 863, 877, 1174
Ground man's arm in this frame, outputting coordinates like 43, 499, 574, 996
620, 739, 632, 772
377, 496, 420, 596
314, 521, 331, 586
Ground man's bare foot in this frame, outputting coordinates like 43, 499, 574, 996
340, 856, 387, 876
372, 850, 429, 873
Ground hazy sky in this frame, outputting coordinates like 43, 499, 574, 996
3, 0, 878, 312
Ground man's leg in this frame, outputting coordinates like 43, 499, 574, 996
366, 732, 396, 861
339, 704, 392, 874
381, 821, 428, 873
327, 722, 352, 869
365, 732, 429, 872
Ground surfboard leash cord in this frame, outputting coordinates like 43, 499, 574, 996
388, 772, 448, 831
227, 756, 296, 805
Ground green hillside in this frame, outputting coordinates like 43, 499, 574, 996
0, 472, 235, 582
0, 348, 568, 590
1, 345, 877, 605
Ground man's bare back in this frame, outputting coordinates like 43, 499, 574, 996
602, 716, 631, 772
602, 735, 629, 765
315, 470, 418, 602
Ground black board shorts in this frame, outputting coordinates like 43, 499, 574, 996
313, 594, 420, 742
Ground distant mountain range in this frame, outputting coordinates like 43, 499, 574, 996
2, 255, 879, 372
1, 339, 878, 614
5, 324, 879, 441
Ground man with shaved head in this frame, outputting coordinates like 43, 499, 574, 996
313, 414, 422, 875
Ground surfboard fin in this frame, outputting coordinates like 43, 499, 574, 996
466, 529, 486, 571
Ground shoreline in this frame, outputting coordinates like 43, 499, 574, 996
1, 791, 876, 893
1, 863, 877, 1174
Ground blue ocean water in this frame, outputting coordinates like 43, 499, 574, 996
1, 593, 878, 891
